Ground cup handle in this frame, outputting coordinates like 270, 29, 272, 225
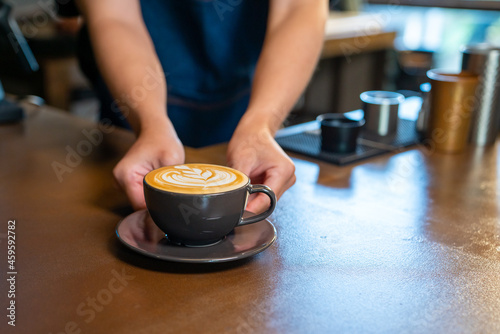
238, 184, 277, 226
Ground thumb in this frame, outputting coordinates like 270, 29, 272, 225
227, 156, 254, 178
126, 180, 147, 211
246, 193, 270, 214
115, 172, 147, 211
227, 143, 259, 175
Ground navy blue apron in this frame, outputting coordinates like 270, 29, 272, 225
78, 0, 269, 147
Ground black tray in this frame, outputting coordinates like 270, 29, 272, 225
276, 118, 421, 166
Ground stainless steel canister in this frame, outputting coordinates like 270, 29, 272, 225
461, 44, 500, 146
417, 82, 431, 134
360, 91, 405, 138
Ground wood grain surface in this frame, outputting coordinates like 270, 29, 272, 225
1, 104, 500, 334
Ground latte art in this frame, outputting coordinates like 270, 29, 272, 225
159, 165, 237, 187
145, 164, 248, 194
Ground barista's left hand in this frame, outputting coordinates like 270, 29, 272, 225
227, 126, 295, 214
226, 0, 326, 213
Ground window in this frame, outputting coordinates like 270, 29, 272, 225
367, 1, 500, 11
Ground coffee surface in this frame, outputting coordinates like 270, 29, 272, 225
145, 164, 248, 194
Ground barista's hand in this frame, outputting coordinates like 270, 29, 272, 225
113, 129, 185, 210
227, 127, 295, 214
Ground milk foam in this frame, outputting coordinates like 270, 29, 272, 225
146, 164, 248, 194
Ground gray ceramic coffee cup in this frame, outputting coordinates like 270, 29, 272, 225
143, 168, 276, 246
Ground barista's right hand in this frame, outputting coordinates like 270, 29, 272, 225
113, 124, 185, 211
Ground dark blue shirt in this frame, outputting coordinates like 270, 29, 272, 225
140, 0, 269, 147
77, 0, 269, 147
141, 0, 269, 105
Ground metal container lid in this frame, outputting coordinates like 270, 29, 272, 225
461, 43, 500, 55
426, 69, 478, 83
359, 91, 405, 105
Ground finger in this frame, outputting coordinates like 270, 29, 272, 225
112, 178, 122, 191
246, 171, 296, 214
227, 148, 259, 177
115, 169, 147, 211
124, 177, 147, 211
246, 193, 270, 214
228, 160, 253, 179
159, 150, 185, 168
264, 167, 296, 198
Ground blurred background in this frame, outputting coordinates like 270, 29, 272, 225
2, 0, 500, 125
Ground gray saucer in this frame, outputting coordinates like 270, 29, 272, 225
116, 210, 277, 263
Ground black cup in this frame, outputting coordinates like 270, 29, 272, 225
317, 113, 365, 153
144, 167, 276, 247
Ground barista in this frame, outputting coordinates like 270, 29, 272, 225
71, 0, 327, 212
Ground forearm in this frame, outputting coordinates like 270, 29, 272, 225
236, 1, 328, 135
89, 21, 168, 133
77, 0, 171, 135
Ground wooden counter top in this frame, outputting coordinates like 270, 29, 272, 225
1, 104, 500, 333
